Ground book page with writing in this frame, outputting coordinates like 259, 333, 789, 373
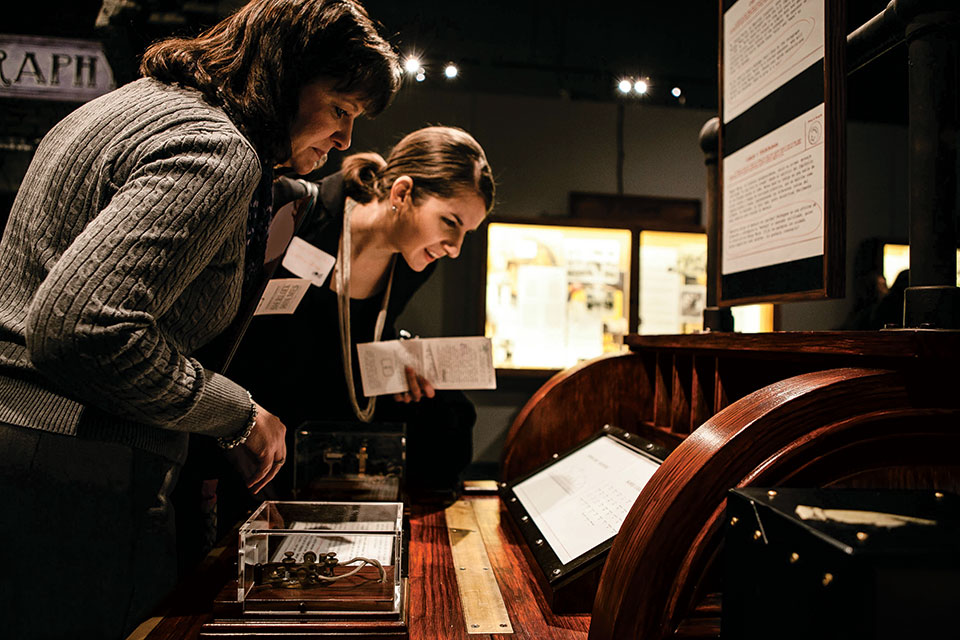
356, 337, 496, 396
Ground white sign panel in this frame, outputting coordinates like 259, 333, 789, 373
0, 34, 115, 102
723, 0, 824, 122
722, 103, 825, 275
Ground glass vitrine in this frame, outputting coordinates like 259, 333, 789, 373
237, 501, 404, 616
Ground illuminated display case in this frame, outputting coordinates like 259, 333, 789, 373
483, 219, 775, 372
484, 221, 632, 370
639, 230, 773, 336
638, 230, 708, 335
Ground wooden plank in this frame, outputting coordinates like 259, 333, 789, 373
690, 355, 714, 430
625, 330, 960, 360
445, 500, 513, 635
653, 352, 671, 428
670, 354, 692, 434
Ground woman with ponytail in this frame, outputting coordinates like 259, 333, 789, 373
228, 125, 495, 501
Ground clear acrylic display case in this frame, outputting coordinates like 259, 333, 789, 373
237, 501, 404, 615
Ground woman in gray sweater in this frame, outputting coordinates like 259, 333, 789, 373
0, 1, 399, 638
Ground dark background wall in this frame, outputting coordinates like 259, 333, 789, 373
0, 0, 913, 468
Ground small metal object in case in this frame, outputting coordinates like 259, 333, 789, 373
237, 501, 403, 616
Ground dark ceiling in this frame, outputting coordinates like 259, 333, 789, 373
5, 1, 908, 123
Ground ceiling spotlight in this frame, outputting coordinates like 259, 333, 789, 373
671, 87, 682, 98
617, 79, 632, 94
415, 69, 426, 82
404, 56, 421, 74
444, 63, 459, 79
634, 79, 648, 95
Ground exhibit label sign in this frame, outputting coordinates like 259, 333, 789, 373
0, 34, 115, 102
718, 0, 845, 304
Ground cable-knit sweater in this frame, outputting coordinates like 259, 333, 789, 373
0, 78, 262, 462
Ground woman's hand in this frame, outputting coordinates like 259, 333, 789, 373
237, 402, 287, 494
393, 366, 436, 403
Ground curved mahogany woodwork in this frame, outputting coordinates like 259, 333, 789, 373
501, 352, 659, 481
588, 367, 960, 640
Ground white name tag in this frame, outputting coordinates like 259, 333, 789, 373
281, 236, 337, 287
254, 278, 311, 315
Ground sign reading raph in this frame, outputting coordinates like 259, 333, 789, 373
0, 34, 115, 102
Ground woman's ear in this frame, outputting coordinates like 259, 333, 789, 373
389, 176, 414, 210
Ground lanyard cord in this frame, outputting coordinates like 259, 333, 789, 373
336, 198, 396, 423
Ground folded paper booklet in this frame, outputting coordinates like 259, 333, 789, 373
356, 336, 497, 396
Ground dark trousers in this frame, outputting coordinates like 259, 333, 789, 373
0, 422, 180, 640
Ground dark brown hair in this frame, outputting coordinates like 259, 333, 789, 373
342, 126, 495, 213
140, 0, 400, 163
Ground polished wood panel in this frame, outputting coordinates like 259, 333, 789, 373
625, 330, 960, 360
501, 352, 662, 481
588, 367, 960, 640
498, 330, 960, 638
132, 496, 590, 640
409, 499, 590, 640
670, 354, 692, 434
505, 331, 959, 483
690, 356, 713, 430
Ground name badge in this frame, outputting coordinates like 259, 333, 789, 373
282, 236, 336, 287
254, 278, 311, 315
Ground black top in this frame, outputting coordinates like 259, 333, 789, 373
227, 171, 437, 429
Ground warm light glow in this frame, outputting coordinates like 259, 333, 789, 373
444, 64, 459, 79
671, 87, 682, 97
485, 222, 632, 370
883, 244, 960, 287
634, 79, 648, 95
617, 79, 632, 93
732, 304, 775, 333
637, 230, 774, 335
404, 56, 421, 74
